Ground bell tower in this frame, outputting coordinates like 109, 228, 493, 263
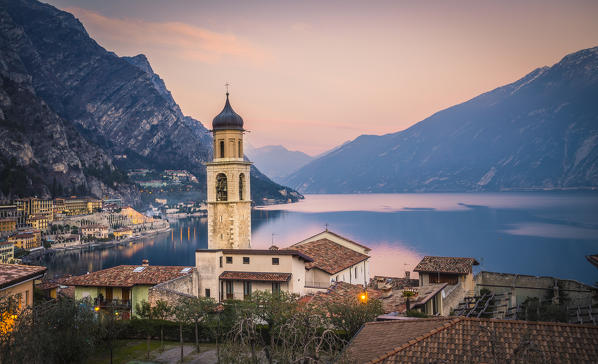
206, 91, 252, 249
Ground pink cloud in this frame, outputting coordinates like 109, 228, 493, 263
67, 7, 269, 64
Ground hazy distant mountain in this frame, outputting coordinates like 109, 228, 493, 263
0, 0, 301, 204
245, 144, 314, 183
284, 46, 598, 193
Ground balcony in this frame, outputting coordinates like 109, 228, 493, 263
94, 298, 132, 310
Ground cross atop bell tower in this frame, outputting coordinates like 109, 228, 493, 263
206, 91, 252, 249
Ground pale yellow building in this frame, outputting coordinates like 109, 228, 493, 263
15, 198, 53, 222
0, 218, 17, 235
0, 241, 14, 263
0, 264, 46, 333
206, 92, 251, 249
62, 263, 194, 319
26, 214, 49, 230
120, 206, 149, 225
8, 231, 41, 250
56, 197, 103, 216
81, 224, 109, 239
113, 227, 133, 239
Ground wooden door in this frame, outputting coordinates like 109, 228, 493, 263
122, 288, 130, 302
106, 287, 113, 301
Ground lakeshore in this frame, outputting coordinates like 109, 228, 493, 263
41, 192, 598, 284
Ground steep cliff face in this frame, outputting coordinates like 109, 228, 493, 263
0, 0, 300, 204
0, 7, 135, 201
285, 47, 598, 193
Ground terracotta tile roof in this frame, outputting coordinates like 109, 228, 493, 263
61, 265, 193, 288
347, 317, 598, 364
414, 256, 479, 274
289, 239, 369, 274
303, 282, 382, 309
346, 318, 455, 363
196, 249, 313, 262
0, 264, 47, 289
298, 230, 371, 252
219, 271, 291, 282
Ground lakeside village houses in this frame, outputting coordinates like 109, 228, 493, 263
2, 93, 597, 358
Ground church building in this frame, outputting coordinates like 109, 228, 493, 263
196, 92, 371, 301
206, 91, 252, 249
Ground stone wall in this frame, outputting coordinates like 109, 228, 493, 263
475, 271, 597, 306
148, 272, 197, 308
442, 283, 467, 316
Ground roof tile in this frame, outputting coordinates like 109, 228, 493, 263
61, 265, 193, 287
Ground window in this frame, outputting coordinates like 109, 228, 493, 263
355, 268, 357, 278
219, 140, 225, 158
272, 257, 279, 265
238, 140, 242, 157
226, 256, 232, 264
272, 282, 280, 294
243, 281, 252, 299
239, 173, 245, 200
219, 256, 223, 267
243, 257, 250, 264
216, 173, 228, 201
205, 289, 211, 298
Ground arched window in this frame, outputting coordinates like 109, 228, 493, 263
219, 140, 225, 158
216, 173, 228, 201
238, 140, 242, 158
239, 173, 245, 200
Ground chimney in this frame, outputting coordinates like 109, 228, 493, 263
142, 259, 149, 266
405, 271, 410, 279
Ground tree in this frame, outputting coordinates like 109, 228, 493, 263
151, 300, 171, 352
0, 297, 100, 363
180, 296, 217, 353
172, 300, 191, 363
326, 295, 383, 338
134, 300, 154, 360
98, 304, 125, 364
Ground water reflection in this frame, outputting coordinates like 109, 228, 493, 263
43, 193, 598, 285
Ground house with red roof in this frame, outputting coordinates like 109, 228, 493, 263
195, 229, 372, 301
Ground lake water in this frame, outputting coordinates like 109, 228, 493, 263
43, 192, 598, 285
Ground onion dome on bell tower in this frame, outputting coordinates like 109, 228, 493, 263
212, 92, 244, 131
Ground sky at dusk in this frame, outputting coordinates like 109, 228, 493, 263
45, 0, 598, 155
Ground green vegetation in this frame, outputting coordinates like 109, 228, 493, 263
1, 291, 383, 363
406, 310, 428, 318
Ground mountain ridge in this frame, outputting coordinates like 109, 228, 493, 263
284, 46, 598, 193
0, 0, 301, 204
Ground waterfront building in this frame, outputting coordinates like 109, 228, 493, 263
15, 197, 53, 222
0, 218, 17, 236
0, 241, 14, 263
62, 261, 195, 319
0, 203, 22, 229
55, 197, 103, 216
120, 206, 150, 225
7, 231, 41, 250
26, 214, 49, 230
206, 92, 251, 249
80, 224, 109, 239
113, 227, 133, 239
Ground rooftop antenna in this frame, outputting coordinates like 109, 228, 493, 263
324, 223, 329, 231
271, 233, 277, 247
